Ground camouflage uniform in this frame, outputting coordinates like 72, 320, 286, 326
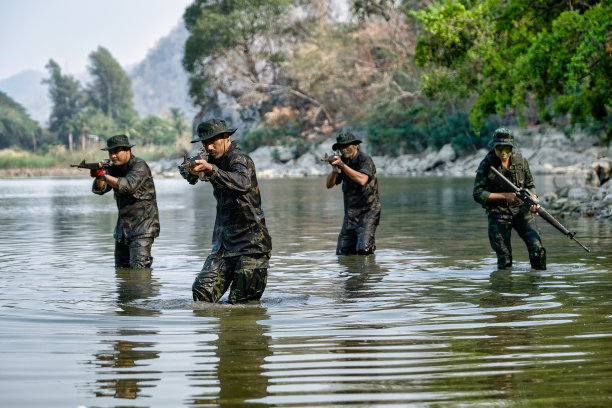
93, 155, 160, 268
473, 139, 546, 270
334, 150, 381, 255
188, 131, 272, 304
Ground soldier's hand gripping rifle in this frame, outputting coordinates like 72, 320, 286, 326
178, 148, 209, 184
321, 152, 340, 163
490, 166, 590, 252
70, 159, 112, 170
321, 153, 341, 164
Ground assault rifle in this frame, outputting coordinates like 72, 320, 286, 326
320, 152, 341, 164
70, 159, 112, 170
178, 148, 209, 184
490, 166, 590, 252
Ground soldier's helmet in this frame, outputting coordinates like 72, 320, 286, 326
101, 134, 135, 151
332, 132, 362, 151
488, 128, 515, 149
191, 119, 237, 143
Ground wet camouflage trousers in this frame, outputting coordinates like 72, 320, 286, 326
192, 252, 270, 304
115, 237, 154, 269
487, 213, 546, 270
336, 212, 379, 255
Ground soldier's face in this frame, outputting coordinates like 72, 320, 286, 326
340, 144, 358, 159
494, 146, 512, 161
204, 134, 231, 160
108, 147, 131, 166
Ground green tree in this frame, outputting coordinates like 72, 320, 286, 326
169, 107, 188, 137
0, 91, 43, 150
412, 0, 612, 139
182, 0, 292, 105
86, 46, 137, 125
137, 115, 177, 145
43, 59, 85, 151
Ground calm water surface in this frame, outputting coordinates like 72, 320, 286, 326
1, 176, 611, 408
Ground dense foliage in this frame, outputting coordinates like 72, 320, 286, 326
0, 91, 45, 150
412, 0, 612, 140
180, 0, 506, 155
86, 47, 138, 125
3, 0, 610, 160
182, 0, 292, 106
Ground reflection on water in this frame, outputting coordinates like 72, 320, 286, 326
0, 177, 611, 407
189, 306, 270, 407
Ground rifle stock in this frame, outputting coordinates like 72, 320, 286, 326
489, 166, 590, 252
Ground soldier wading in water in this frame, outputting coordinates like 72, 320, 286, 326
183, 119, 272, 304
91, 134, 160, 269
473, 128, 546, 270
326, 132, 381, 255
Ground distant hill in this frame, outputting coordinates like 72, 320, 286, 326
0, 70, 51, 125
0, 22, 196, 127
130, 23, 197, 119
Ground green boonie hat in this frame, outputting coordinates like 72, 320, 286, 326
191, 119, 237, 143
332, 132, 362, 151
101, 134, 135, 151
488, 127, 515, 149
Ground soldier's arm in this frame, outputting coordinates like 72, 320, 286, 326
115, 161, 149, 194
474, 163, 516, 205
326, 169, 339, 188
341, 164, 369, 186
342, 156, 372, 187
92, 179, 112, 195
207, 156, 252, 193
473, 163, 493, 206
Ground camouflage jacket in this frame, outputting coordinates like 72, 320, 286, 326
199, 142, 272, 257
335, 150, 381, 223
93, 155, 160, 241
473, 150, 536, 217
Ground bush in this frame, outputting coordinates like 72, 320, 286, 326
362, 100, 496, 156
240, 124, 301, 153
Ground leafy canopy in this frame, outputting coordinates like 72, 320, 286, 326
43, 59, 85, 140
86, 46, 137, 124
0, 91, 43, 150
411, 0, 612, 139
182, 0, 292, 105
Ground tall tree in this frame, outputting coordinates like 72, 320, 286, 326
86, 46, 137, 125
411, 0, 612, 139
43, 59, 85, 151
0, 91, 43, 150
182, 0, 292, 106
169, 107, 188, 137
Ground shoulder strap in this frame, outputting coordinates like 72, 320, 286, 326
512, 152, 525, 187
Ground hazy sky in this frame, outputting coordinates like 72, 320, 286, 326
0, 0, 193, 80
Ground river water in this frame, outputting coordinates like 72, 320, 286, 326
1, 176, 611, 408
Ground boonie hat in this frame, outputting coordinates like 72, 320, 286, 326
332, 132, 362, 151
191, 119, 237, 143
101, 134, 135, 151
488, 127, 515, 149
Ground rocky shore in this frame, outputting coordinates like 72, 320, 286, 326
146, 127, 612, 221
3, 127, 611, 221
